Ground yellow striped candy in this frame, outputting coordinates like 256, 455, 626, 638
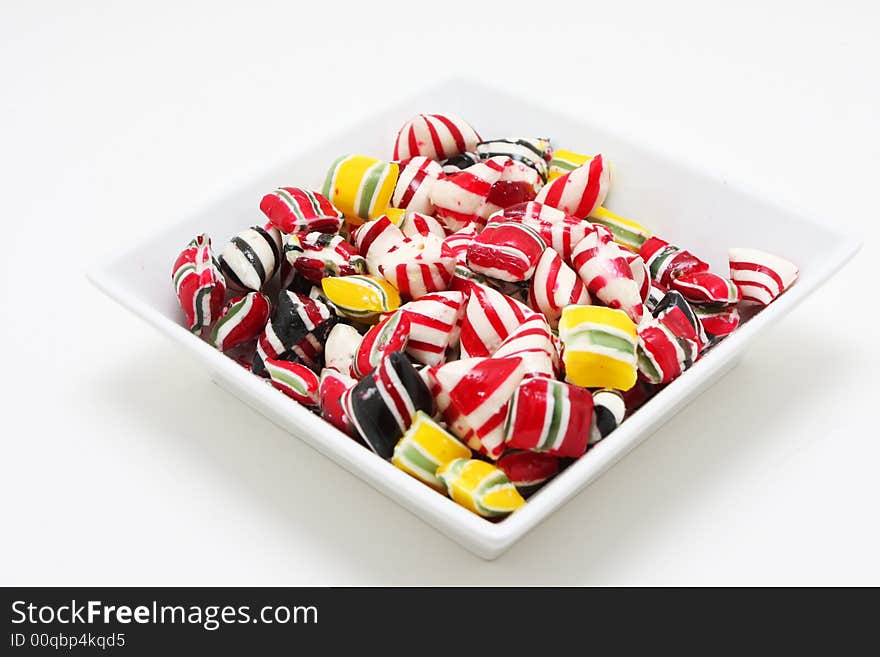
548, 148, 593, 181
321, 274, 401, 321
322, 154, 399, 225
392, 411, 471, 490
559, 305, 638, 390
437, 458, 525, 517
589, 206, 651, 252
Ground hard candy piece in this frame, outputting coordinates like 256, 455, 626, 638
645, 282, 668, 314
548, 148, 592, 181
351, 311, 411, 378
265, 359, 320, 405
321, 274, 401, 321
440, 151, 480, 174
494, 201, 594, 263
379, 234, 456, 299
559, 305, 638, 391
324, 323, 363, 374
391, 156, 443, 218
322, 154, 400, 224
694, 304, 740, 340
437, 458, 525, 518
400, 211, 446, 240
535, 154, 611, 219
528, 248, 591, 329
459, 282, 539, 359
393, 113, 481, 162
288, 232, 366, 284
496, 451, 560, 493
353, 214, 406, 276
728, 247, 798, 305
493, 314, 559, 379
477, 138, 552, 183
443, 224, 477, 264
253, 290, 334, 375
429, 356, 525, 459
210, 292, 272, 352
483, 160, 541, 215
259, 187, 343, 234
589, 388, 626, 445
343, 351, 433, 458
171, 234, 227, 332
466, 221, 547, 282
589, 206, 650, 252
653, 290, 708, 354
571, 227, 645, 323
391, 410, 472, 490
636, 318, 698, 384
218, 225, 282, 292
397, 291, 467, 366
430, 156, 510, 232
625, 251, 651, 303
671, 270, 740, 305
319, 368, 357, 435
639, 236, 710, 288
504, 377, 593, 458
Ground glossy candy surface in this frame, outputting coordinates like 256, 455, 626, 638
467, 221, 547, 282
437, 458, 525, 518
729, 247, 798, 305
321, 274, 401, 321
535, 155, 611, 218
210, 292, 271, 352
260, 187, 343, 234
496, 451, 560, 492
559, 305, 638, 390
172, 234, 227, 332
639, 236, 710, 288
266, 359, 320, 405
289, 232, 365, 284
391, 156, 443, 218
392, 411, 471, 490
571, 227, 644, 323
528, 248, 592, 329
322, 155, 399, 224
218, 225, 282, 292
393, 113, 481, 162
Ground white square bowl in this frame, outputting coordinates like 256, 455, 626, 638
89, 79, 860, 560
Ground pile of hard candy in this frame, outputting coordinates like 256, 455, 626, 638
171, 113, 799, 519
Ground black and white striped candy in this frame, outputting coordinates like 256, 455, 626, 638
476, 138, 552, 182
589, 388, 626, 445
219, 225, 283, 292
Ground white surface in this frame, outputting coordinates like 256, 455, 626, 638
1, 0, 878, 583
89, 79, 856, 560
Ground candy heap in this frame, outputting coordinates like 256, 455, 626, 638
171, 113, 798, 520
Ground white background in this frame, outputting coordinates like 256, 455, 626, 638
1, 0, 877, 585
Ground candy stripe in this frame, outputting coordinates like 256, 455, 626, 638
535, 154, 610, 219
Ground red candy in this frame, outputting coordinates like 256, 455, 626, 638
639, 236, 710, 288
467, 221, 547, 282
171, 234, 227, 333
496, 451, 560, 491
671, 270, 740, 305
210, 292, 272, 352
351, 311, 411, 378
260, 187, 343, 234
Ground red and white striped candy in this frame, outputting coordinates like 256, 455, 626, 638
400, 211, 446, 240
492, 201, 594, 263
265, 359, 320, 405
353, 214, 405, 276
671, 270, 740, 305
210, 292, 271, 352
429, 356, 525, 459
391, 156, 443, 218
393, 113, 481, 162
535, 154, 611, 219
319, 368, 357, 435
467, 221, 546, 282
260, 187, 343, 234
459, 282, 540, 358
728, 248, 798, 306
430, 156, 510, 232
571, 227, 645, 323
483, 160, 541, 217
639, 236, 710, 288
493, 314, 558, 379
528, 248, 591, 329
504, 377, 593, 458
694, 304, 740, 339
378, 234, 456, 299
398, 291, 467, 366
351, 311, 411, 378
171, 234, 227, 333
636, 319, 697, 385
625, 251, 651, 303
289, 232, 365, 284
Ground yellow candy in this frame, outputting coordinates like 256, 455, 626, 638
392, 411, 471, 489
559, 305, 638, 390
321, 274, 401, 321
589, 206, 651, 252
381, 207, 406, 226
322, 154, 399, 224
548, 149, 593, 181
437, 458, 525, 518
